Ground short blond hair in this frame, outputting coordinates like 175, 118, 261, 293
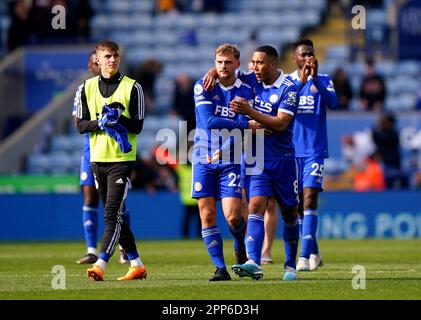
215, 43, 240, 60
95, 40, 119, 53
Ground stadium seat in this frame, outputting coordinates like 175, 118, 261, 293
300, 10, 322, 27
50, 135, 73, 153
27, 154, 51, 174
108, 15, 132, 29
48, 152, 74, 174
345, 61, 366, 77
199, 14, 220, 28
326, 45, 351, 61
375, 60, 397, 77
131, 0, 155, 13
318, 60, 340, 75
105, 1, 131, 14
397, 61, 420, 77
129, 15, 153, 29
367, 9, 387, 26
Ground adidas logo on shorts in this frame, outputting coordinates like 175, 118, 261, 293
116, 178, 124, 184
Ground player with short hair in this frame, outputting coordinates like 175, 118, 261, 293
205, 45, 301, 281
77, 40, 146, 281
288, 39, 339, 271
73, 51, 130, 265
192, 44, 260, 281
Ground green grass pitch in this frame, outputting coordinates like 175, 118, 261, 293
0, 239, 420, 300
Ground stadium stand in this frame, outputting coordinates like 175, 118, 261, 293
0, 0, 420, 191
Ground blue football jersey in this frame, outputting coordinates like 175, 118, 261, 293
238, 71, 299, 161
72, 84, 83, 116
287, 71, 339, 158
73, 84, 91, 160
193, 78, 254, 164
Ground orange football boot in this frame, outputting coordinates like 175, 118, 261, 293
117, 266, 147, 281
87, 265, 104, 281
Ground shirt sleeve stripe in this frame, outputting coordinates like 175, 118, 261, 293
278, 108, 294, 116
196, 101, 212, 106
135, 82, 145, 120
76, 83, 84, 119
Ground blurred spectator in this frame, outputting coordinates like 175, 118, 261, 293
28, 0, 93, 45
371, 113, 408, 189
170, 73, 196, 135
131, 156, 159, 194
203, 0, 224, 12
72, 0, 94, 42
29, 0, 50, 42
153, 144, 178, 192
241, 30, 257, 70
191, 0, 224, 12
332, 67, 353, 110
131, 58, 163, 115
175, 159, 200, 239
341, 129, 376, 167
7, 0, 32, 51
351, 0, 383, 8
156, 0, 178, 14
179, 29, 197, 46
32, 117, 55, 154
353, 152, 386, 192
359, 57, 386, 112
131, 148, 178, 194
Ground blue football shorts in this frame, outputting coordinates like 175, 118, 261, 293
192, 162, 242, 199
245, 158, 299, 208
296, 156, 325, 193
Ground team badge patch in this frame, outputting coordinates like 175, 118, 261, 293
284, 91, 298, 106
269, 94, 279, 104
194, 182, 203, 192
194, 84, 203, 95
80, 171, 88, 181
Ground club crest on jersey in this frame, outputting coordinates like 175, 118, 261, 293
194, 182, 203, 192
269, 94, 279, 104
194, 84, 203, 95
80, 171, 88, 181
284, 91, 298, 106
310, 85, 318, 93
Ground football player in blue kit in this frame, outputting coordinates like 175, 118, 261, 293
287, 39, 339, 271
192, 44, 261, 281
205, 45, 301, 281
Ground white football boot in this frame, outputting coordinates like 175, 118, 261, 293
309, 253, 324, 271
296, 257, 310, 272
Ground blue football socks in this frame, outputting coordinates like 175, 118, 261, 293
228, 217, 246, 253
284, 219, 299, 269
202, 226, 226, 269
82, 206, 98, 252
245, 214, 265, 265
300, 210, 319, 259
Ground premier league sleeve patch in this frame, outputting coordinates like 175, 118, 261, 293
194, 83, 203, 95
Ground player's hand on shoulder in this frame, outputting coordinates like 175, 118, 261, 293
202, 73, 216, 91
